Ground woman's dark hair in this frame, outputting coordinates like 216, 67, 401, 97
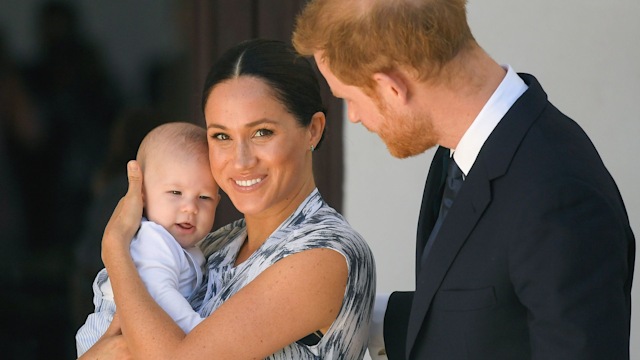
201, 38, 326, 149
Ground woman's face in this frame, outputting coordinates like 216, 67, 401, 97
204, 76, 321, 220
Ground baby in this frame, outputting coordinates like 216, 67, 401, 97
76, 122, 219, 356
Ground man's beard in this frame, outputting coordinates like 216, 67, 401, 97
377, 105, 437, 159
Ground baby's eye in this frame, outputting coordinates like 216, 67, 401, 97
199, 195, 212, 200
255, 128, 273, 137
170, 190, 182, 195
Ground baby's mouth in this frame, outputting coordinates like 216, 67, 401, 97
177, 223, 194, 230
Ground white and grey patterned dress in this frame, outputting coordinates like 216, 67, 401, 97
189, 189, 376, 359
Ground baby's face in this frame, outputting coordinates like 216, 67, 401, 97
143, 154, 219, 248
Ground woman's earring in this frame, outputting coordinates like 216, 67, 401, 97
310, 144, 315, 152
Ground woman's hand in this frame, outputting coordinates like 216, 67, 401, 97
102, 160, 144, 266
79, 313, 133, 360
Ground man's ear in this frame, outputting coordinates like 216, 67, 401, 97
372, 70, 410, 105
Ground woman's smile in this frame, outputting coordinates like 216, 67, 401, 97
234, 177, 264, 187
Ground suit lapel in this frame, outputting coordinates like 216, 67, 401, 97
415, 146, 449, 274
405, 73, 550, 357
406, 164, 492, 355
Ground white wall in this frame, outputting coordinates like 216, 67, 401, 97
344, 1, 640, 358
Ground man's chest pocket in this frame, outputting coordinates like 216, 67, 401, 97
432, 286, 496, 312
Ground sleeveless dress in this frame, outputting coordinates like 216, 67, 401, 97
189, 189, 376, 359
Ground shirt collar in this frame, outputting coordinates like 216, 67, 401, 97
451, 65, 528, 176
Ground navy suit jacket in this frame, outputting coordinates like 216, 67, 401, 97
383, 74, 635, 360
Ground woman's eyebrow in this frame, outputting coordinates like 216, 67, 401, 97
207, 118, 278, 130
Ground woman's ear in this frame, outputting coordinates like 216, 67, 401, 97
308, 111, 326, 147
372, 70, 410, 105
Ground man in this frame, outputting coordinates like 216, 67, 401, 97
293, 0, 635, 359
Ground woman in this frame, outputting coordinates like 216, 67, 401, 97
81, 39, 375, 359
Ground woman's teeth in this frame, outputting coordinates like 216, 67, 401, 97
236, 178, 262, 187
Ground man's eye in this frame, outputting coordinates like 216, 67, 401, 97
255, 129, 273, 137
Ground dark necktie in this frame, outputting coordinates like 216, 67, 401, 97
438, 156, 464, 221
421, 155, 464, 265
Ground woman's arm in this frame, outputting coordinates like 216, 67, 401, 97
101, 161, 349, 360
79, 313, 133, 360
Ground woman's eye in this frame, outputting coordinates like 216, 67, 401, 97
255, 128, 273, 137
212, 133, 229, 140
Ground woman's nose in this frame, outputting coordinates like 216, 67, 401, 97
234, 141, 257, 169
